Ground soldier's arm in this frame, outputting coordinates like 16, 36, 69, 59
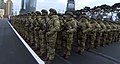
106, 26, 111, 32
49, 16, 60, 34
52, 17, 60, 32
83, 22, 92, 33
30, 19, 34, 29
68, 20, 77, 32
77, 21, 82, 31
83, 28, 91, 33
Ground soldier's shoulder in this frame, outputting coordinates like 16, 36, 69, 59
71, 19, 77, 23
51, 15, 58, 18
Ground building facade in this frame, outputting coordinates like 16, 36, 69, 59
4, 0, 13, 16
66, 0, 75, 12
20, 0, 37, 14
0, 0, 4, 9
26, 0, 37, 12
19, 0, 26, 14
0, 9, 4, 18
4, 3, 6, 15
0, 0, 4, 18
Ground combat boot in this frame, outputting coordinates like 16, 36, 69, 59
78, 49, 84, 55
39, 52, 47, 61
46, 60, 53, 64
62, 54, 69, 59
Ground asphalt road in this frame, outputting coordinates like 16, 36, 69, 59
54, 48, 119, 64
1, 19, 120, 64
0, 19, 38, 64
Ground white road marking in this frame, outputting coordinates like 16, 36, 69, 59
8, 21, 45, 64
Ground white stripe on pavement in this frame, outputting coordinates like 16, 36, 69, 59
8, 21, 45, 64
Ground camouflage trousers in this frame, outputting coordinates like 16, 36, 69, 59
113, 31, 118, 42
73, 31, 78, 47
18, 25, 22, 35
106, 32, 112, 45
101, 32, 107, 46
25, 27, 29, 41
94, 32, 102, 47
78, 31, 86, 53
29, 30, 34, 45
110, 32, 114, 43
21, 26, 24, 36
62, 31, 73, 56
56, 31, 62, 51
118, 32, 120, 42
34, 30, 40, 49
115, 32, 119, 42
46, 32, 57, 60
116, 32, 119, 42
86, 32, 96, 49
39, 30, 46, 56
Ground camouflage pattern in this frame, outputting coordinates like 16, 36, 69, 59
99, 21, 107, 46
77, 16, 91, 54
101, 21, 108, 46
56, 14, 63, 51
46, 9, 60, 61
86, 19, 96, 49
10, 8, 120, 63
94, 20, 102, 47
29, 13, 35, 46
25, 15, 30, 42
39, 10, 49, 60
34, 12, 41, 50
62, 12, 77, 58
104, 22, 112, 45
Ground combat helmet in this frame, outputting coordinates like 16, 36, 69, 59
35, 11, 41, 16
49, 8, 57, 14
41, 9, 48, 14
65, 11, 73, 17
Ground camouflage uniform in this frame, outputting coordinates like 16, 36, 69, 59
101, 21, 108, 46
94, 20, 102, 48
39, 10, 49, 60
88, 19, 97, 48
34, 12, 41, 50
21, 15, 26, 38
99, 21, 107, 46
46, 9, 60, 61
86, 19, 96, 49
17, 15, 21, 35
115, 24, 120, 42
105, 22, 112, 45
77, 16, 91, 54
25, 14, 30, 42
111, 23, 117, 43
73, 16, 78, 47
29, 13, 35, 46
114, 23, 119, 42
118, 24, 120, 42
109, 22, 114, 43
62, 12, 77, 58
56, 13, 63, 52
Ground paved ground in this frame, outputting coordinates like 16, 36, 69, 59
1, 19, 120, 64
54, 45, 120, 64
0, 19, 38, 64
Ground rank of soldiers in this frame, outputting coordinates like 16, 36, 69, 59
10, 8, 120, 64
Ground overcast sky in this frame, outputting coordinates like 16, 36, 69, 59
4, 0, 120, 13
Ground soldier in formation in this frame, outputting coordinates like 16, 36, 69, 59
45, 8, 60, 63
11, 9, 120, 64
39, 9, 49, 60
62, 12, 77, 58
